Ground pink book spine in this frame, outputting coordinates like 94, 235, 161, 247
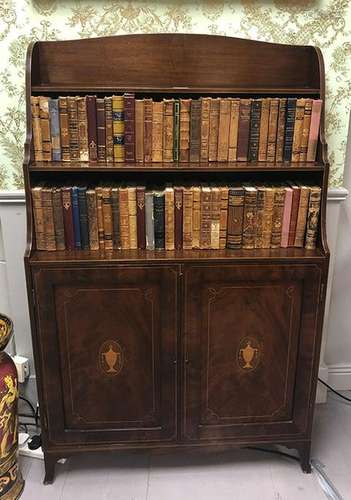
281, 187, 293, 248
306, 99, 322, 162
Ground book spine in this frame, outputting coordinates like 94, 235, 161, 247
86, 189, 99, 250
283, 98, 297, 162
67, 97, 79, 161
305, 187, 321, 249
165, 187, 175, 250
58, 97, 70, 162
39, 96, 51, 161
119, 187, 130, 249
210, 187, 221, 249
248, 99, 261, 162
144, 98, 153, 162
96, 97, 106, 162
173, 100, 180, 161
228, 98, 240, 162
136, 186, 146, 249
31, 187, 45, 250
275, 98, 287, 162
299, 98, 312, 162
95, 187, 105, 249
71, 187, 81, 249
183, 188, 193, 250
179, 99, 191, 162
154, 192, 165, 249
208, 98, 220, 162
42, 188, 56, 251
135, 99, 144, 162
78, 186, 90, 250
77, 96, 89, 162
192, 186, 201, 249
112, 95, 125, 163
200, 187, 212, 249
124, 92, 135, 162
258, 98, 270, 162
152, 101, 163, 162
294, 187, 310, 247
174, 187, 183, 250
31, 97, 43, 162
111, 188, 121, 249
266, 98, 279, 162
49, 98, 61, 161
145, 191, 155, 250
219, 186, 229, 249
288, 187, 301, 247
242, 187, 257, 249
227, 187, 244, 249
86, 95, 98, 161
102, 187, 113, 250
105, 97, 114, 163
61, 187, 75, 250
217, 98, 231, 162
280, 188, 293, 248
52, 188, 65, 250
270, 188, 286, 248
306, 99, 323, 162
128, 186, 138, 250
189, 100, 201, 162
261, 189, 274, 249
237, 99, 251, 162
200, 97, 210, 162
163, 99, 174, 162
291, 98, 306, 162
254, 187, 265, 249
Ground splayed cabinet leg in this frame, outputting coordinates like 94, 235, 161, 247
298, 441, 312, 474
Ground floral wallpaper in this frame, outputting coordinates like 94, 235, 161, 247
0, 0, 350, 189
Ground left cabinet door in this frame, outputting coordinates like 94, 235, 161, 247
32, 265, 178, 446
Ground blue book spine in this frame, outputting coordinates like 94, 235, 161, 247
49, 98, 61, 161
72, 187, 81, 249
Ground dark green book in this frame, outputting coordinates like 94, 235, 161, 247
249, 100, 261, 161
111, 187, 121, 249
153, 191, 165, 249
78, 186, 89, 250
173, 100, 180, 161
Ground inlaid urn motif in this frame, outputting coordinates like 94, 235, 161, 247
99, 340, 124, 376
237, 337, 261, 371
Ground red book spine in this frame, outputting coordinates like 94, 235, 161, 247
136, 186, 146, 249
124, 92, 135, 162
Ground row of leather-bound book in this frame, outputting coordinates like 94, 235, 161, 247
30, 95, 322, 164
31, 182, 321, 252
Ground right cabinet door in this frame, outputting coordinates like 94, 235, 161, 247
183, 263, 323, 442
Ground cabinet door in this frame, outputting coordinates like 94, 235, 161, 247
183, 263, 322, 442
33, 266, 178, 445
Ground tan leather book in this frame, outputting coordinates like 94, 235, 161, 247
183, 187, 193, 250
135, 99, 144, 162
42, 187, 56, 251
306, 99, 322, 162
208, 98, 220, 162
294, 185, 310, 247
95, 187, 105, 249
254, 186, 266, 249
31, 97, 43, 162
217, 99, 231, 162
152, 101, 163, 162
200, 186, 212, 249
242, 186, 257, 249
102, 187, 113, 250
192, 186, 201, 249
210, 187, 221, 249
275, 98, 287, 162
228, 98, 240, 162
163, 99, 174, 162
200, 97, 211, 161
105, 97, 114, 163
31, 186, 45, 250
127, 186, 137, 250
270, 187, 286, 248
266, 98, 279, 162
179, 99, 191, 162
39, 96, 51, 161
291, 98, 306, 162
219, 186, 229, 249
165, 186, 175, 250
305, 186, 321, 249
77, 96, 89, 162
58, 97, 70, 162
119, 187, 130, 249
237, 99, 252, 162
300, 99, 312, 162
258, 98, 270, 162
261, 187, 274, 249
67, 96, 80, 161
86, 189, 99, 250
144, 98, 153, 162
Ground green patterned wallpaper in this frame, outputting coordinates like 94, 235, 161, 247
0, 0, 350, 189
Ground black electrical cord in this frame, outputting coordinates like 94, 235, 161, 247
245, 446, 300, 463
318, 378, 351, 403
19, 396, 36, 416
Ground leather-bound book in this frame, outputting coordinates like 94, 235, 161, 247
291, 98, 306, 162
136, 186, 146, 249
71, 186, 81, 249
86, 189, 99, 250
102, 187, 113, 250
200, 186, 212, 249
294, 185, 310, 247
305, 186, 321, 249
144, 98, 153, 163
248, 99, 261, 162
210, 186, 221, 249
208, 98, 220, 162
200, 97, 211, 161
58, 97, 70, 162
266, 98, 279, 162
217, 99, 231, 162
228, 98, 240, 162
173, 100, 180, 161
163, 99, 174, 162
49, 98, 61, 161
61, 187, 75, 250
124, 92, 135, 162
111, 187, 121, 249
275, 98, 287, 162
242, 186, 257, 249
258, 98, 270, 161
42, 187, 56, 251
280, 187, 293, 248
283, 98, 297, 162
86, 95, 98, 161
183, 187, 193, 250
105, 97, 114, 163
145, 191, 155, 250
31, 97, 43, 161
135, 99, 144, 162
287, 182, 301, 247
237, 98, 251, 162
119, 187, 130, 249
299, 99, 312, 162
39, 96, 51, 161
31, 186, 45, 250
165, 186, 175, 250
112, 95, 125, 162
174, 187, 183, 249
192, 186, 201, 249
227, 187, 244, 249
179, 99, 191, 162
78, 186, 89, 250
254, 186, 265, 249
189, 100, 201, 162
95, 187, 105, 249
52, 187, 65, 250
152, 101, 163, 162
153, 191, 165, 249
270, 187, 286, 248
219, 186, 229, 249
127, 186, 137, 250
77, 97, 89, 162
67, 97, 80, 161
261, 187, 274, 249
306, 99, 323, 162
96, 98, 106, 162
